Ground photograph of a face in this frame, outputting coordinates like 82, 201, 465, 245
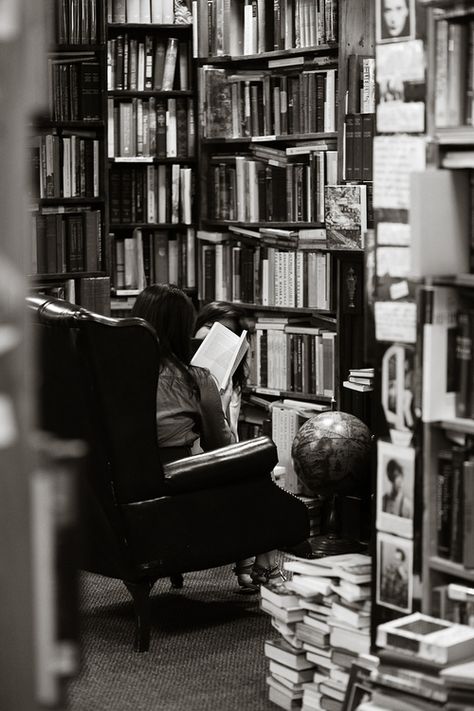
376, 532, 413, 614
376, 0, 415, 43
376, 440, 415, 538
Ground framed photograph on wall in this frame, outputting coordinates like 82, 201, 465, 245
376, 440, 415, 538
376, 0, 415, 44
376, 532, 413, 614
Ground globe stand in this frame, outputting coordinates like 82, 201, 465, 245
308, 494, 367, 559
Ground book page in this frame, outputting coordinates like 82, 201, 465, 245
191, 322, 248, 390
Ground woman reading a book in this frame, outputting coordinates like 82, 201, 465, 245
132, 285, 284, 590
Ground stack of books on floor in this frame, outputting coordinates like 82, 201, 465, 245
343, 367, 374, 393
360, 612, 474, 711
260, 553, 372, 710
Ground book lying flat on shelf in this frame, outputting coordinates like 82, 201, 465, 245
190, 321, 248, 391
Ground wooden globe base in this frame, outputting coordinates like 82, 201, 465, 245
308, 533, 367, 559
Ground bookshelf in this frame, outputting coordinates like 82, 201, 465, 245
195, 0, 374, 427
106, 12, 197, 303
368, 0, 474, 637
413, 0, 474, 620
29, 0, 111, 314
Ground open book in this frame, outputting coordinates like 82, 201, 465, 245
190, 321, 248, 391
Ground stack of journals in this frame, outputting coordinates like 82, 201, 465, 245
260, 553, 372, 711
343, 367, 374, 393
363, 613, 474, 711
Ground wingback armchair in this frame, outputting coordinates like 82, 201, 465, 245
27, 295, 309, 651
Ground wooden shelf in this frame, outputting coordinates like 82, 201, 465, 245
108, 90, 193, 97
429, 556, 474, 582
51, 44, 105, 53
109, 156, 196, 164
108, 23, 192, 30
30, 271, 107, 281
33, 119, 105, 130
244, 385, 333, 403
236, 303, 335, 316
37, 197, 104, 206
198, 44, 338, 64
110, 223, 193, 231
436, 418, 474, 435
202, 220, 325, 229
202, 132, 337, 145
432, 274, 474, 288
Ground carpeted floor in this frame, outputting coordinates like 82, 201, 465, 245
68, 566, 278, 711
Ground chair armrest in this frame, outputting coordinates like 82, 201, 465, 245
161, 436, 277, 495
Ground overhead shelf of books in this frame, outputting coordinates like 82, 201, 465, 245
29, 0, 111, 314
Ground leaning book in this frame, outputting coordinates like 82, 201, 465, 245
190, 321, 249, 391
324, 184, 367, 250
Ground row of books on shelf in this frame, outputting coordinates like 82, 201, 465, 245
260, 553, 372, 711
34, 276, 111, 315
55, 0, 101, 46
200, 66, 337, 139
344, 112, 374, 182
107, 96, 195, 158
111, 228, 196, 290
247, 318, 336, 398
206, 150, 337, 224
32, 132, 100, 200
107, 0, 185, 25
107, 35, 189, 92
109, 163, 193, 224
32, 209, 102, 275
198, 239, 332, 310
271, 398, 329, 494
436, 441, 474, 567
433, 583, 474, 627
193, 0, 338, 58
434, 16, 474, 129
48, 57, 101, 122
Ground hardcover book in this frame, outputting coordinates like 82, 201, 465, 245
324, 185, 367, 250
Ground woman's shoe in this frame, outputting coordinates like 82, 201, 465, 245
250, 563, 287, 587
232, 563, 259, 594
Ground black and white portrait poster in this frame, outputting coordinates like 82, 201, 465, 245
376, 440, 415, 538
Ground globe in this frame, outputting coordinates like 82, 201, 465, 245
291, 411, 371, 498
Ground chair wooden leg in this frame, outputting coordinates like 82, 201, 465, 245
124, 580, 154, 652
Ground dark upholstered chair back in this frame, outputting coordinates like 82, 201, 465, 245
28, 295, 169, 578
28, 294, 310, 651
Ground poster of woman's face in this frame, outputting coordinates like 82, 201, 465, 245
376, 532, 413, 613
376, 440, 415, 539
376, 0, 415, 43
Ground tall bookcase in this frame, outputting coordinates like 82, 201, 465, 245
29, 0, 111, 313
417, 0, 474, 618
106, 5, 197, 313
370, 0, 474, 636
194, 0, 374, 427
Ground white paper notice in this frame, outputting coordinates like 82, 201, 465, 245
377, 222, 411, 246
376, 40, 425, 82
377, 102, 425, 134
377, 247, 411, 278
373, 136, 426, 210
374, 301, 417, 343
390, 280, 410, 300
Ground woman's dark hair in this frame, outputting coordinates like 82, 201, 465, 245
131, 284, 197, 393
386, 458, 403, 483
194, 301, 248, 390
